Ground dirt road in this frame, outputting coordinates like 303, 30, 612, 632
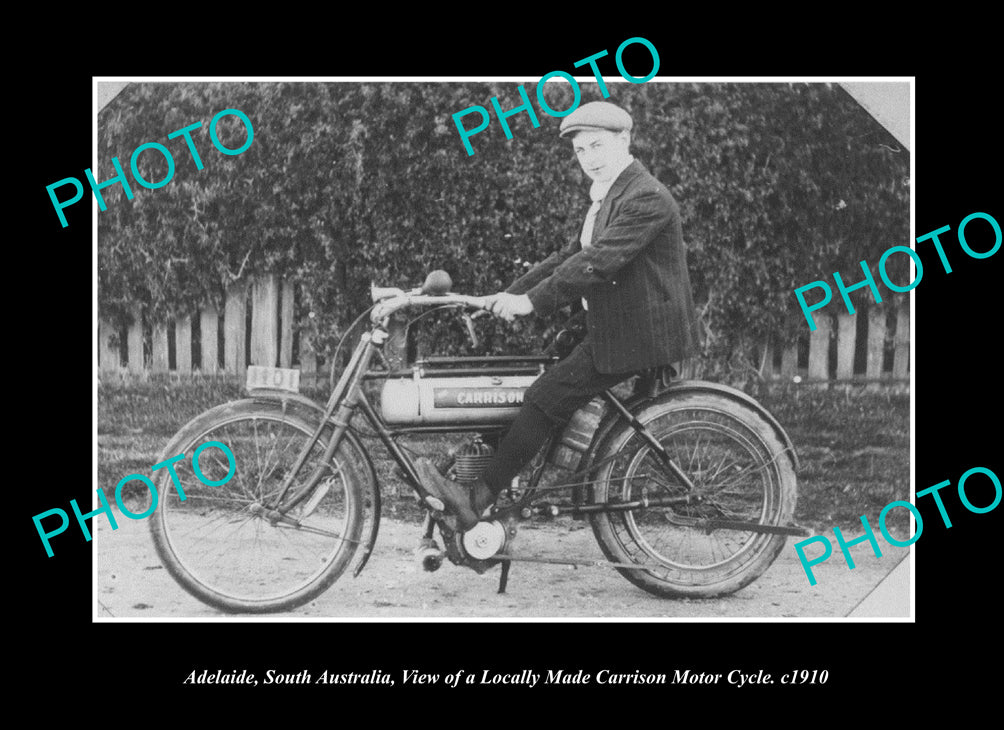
95, 507, 908, 620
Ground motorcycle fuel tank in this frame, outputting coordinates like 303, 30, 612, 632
380, 374, 539, 425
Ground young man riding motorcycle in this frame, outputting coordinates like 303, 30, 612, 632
416, 100, 700, 530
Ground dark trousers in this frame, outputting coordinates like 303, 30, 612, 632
483, 341, 629, 494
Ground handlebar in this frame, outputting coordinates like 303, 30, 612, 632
370, 293, 489, 323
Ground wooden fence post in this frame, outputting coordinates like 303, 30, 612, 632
127, 305, 144, 375
224, 281, 247, 374
892, 303, 910, 379
835, 312, 856, 380
99, 320, 120, 375
807, 312, 831, 381
280, 279, 295, 368
176, 315, 192, 375
200, 306, 219, 374
251, 274, 279, 367
760, 340, 774, 381
780, 341, 799, 380
866, 307, 886, 382
152, 322, 169, 373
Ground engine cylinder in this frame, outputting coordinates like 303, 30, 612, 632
454, 437, 494, 482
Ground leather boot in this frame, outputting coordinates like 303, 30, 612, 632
414, 458, 482, 530
470, 480, 496, 517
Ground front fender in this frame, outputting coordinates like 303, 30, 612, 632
248, 388, 328, 422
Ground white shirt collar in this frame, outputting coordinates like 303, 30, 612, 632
589, 155, 634, 202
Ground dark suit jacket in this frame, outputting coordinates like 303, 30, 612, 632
507, 159, 699, 374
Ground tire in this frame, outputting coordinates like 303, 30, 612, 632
149, 400, 365, 613
588, 392, 797, 598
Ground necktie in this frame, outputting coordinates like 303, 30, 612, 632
580, 197, 603, 249
579, 184, 608, 310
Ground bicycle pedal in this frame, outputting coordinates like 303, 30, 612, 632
415, 538, 444, 572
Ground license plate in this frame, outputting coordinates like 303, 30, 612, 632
246, 365, 300, 393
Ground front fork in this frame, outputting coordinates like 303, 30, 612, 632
264, 327, 444, 522
266, 331, 383, 518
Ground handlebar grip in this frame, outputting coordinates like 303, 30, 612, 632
371, 285, 406, 302
420, 270, 453, 296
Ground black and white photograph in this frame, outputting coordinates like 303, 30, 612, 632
90, 77, 914, 620
19, 22, 1000, 713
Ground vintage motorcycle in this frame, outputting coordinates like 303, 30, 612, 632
149, 272, 806, 613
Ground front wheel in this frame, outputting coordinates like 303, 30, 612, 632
149, 400, 365, 613
588, 393, 797, 598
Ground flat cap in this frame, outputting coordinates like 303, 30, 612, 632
559, 101, 633, 138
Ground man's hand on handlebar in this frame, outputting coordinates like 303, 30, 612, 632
484, 292, 534, 322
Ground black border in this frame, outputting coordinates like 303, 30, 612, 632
21, 18, 1000, 714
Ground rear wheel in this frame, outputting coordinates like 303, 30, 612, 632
149, 400, 365, 613
589, 393, 796, 598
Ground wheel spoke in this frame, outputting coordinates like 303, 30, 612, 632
152, 405, 363, 613
592, 400, 795, 597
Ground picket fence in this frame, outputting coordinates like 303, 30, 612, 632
97, 274, 910, 388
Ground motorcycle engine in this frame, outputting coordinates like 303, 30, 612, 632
453, 436, 494, 482
445, 437, 510, 565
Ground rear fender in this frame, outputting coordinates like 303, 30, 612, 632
659, 381, 799, 472
581, 379, 799, 473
